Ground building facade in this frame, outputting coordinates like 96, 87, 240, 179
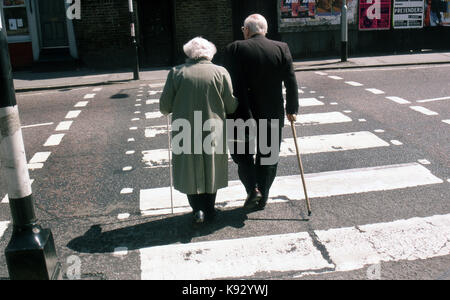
1, 0, 449, 70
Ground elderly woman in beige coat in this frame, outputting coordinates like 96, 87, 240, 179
160, 37, 238, 225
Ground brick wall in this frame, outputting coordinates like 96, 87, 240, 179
174, 0, 234, 64
72, 0, 133, 69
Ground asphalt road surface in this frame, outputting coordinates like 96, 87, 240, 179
0, 63, 449, 281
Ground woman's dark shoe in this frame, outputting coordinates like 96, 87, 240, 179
192, 210, 205, 224
244, 188, 263, 209
256, 197, 268, 210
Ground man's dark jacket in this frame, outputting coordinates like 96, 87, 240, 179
224, 34, 299, 126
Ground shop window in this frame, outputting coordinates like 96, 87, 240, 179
2, 0, 29, 37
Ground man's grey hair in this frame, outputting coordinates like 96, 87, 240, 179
183, 37, 217, 61
244, 14, 268, 35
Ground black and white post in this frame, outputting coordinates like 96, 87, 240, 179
340, 0, 348, 62
129, 0, 140, 80
0, 21, 61, 280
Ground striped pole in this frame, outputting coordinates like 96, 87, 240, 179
0, 24, 61, 280
129, 0, 140, 80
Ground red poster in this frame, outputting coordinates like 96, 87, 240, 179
359, 0, 392, 30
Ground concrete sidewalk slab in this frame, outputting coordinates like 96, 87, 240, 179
12, 52, 450, 92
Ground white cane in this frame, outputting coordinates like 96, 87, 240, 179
167, 115, 174, 214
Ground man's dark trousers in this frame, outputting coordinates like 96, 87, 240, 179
230, 120, 283, 201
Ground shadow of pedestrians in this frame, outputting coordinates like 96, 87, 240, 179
67, 207, 249, 254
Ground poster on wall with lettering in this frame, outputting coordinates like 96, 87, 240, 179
393, 0, 424, 28
424, 0, 450, 26
359, 0, 392, 30
279, 0, 358, 28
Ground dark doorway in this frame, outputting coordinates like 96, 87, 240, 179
137, 0, 175, 67
231, 0, 279, 41
38, 0, 69, 48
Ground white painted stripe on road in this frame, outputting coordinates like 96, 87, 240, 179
146, 99, 159, 105
329, 76, 343, 80
120, 188, 134, 194
21, 122, 54, 129
409, 106, 439, 116
142, 149, 170, 168
345, 81, 363, 86
315, 71, 328, 75
117, 213, 130, 220
0, 221, 10, 240
315, 214, 450, 272
284, 112, 352, 126
416, 96, 450, 103
145, 111, 164, 119
74, 101, 89, 108
84, 94, 96, 99
140, 163, 442, 215
390, 140, 403, 146
442, 119, 450, 125
299, 98, 324, 107
149, 83, 165, 88
1, 194, 8, 204
65, 110, 81, 119
366, 88, 385, 95
55, 121, 73, 131
92, 87, 103, 92
114, 247, 128, 257
386, 96, 411, 104
418, 159, 431, 165
29, 152, 51, 164
140, 214, 450, 279
280, 131, 389, 155
44, 134, 65, 147
149, 91, 162, 95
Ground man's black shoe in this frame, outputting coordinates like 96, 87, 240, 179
193, 210, 205, 224
244, 189, 262, 209
255, 197, 268, 210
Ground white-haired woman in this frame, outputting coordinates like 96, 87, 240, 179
160, 37, 238, 225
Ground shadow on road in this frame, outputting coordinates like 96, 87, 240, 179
67, 207, 250, 254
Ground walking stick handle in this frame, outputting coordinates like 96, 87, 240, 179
290, 120, 312, 216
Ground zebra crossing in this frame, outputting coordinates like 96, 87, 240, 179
131, 82, 449, 279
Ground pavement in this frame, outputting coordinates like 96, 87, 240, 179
12, 51, 450, 92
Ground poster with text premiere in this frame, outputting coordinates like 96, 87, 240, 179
359, 0, 392, 30
393, 0, 424, 29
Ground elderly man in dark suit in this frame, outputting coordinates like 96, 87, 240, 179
224, 14, 299, 210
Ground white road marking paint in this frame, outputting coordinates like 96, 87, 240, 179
149, 91, 162, 95
330, 102, 338, 105
140, 162, 442, 215
142, 149, 170, 168
44, 134, 65, 147
299, 98, 324, 107
386, 96, 411, 104
131, 118, 140, 121
120, 188, 134, 194
416, 96, 450, 103
391, 140, 403, 146
140, 214, 450, 279
55, 121, 73, 131
345, 81, 363, 86
135, 104, 142, 107
366, 88, 385, 95
92, 87, 103, 92
442, 120, 450, 125
343, 110, 352, 113
409, 106, 439, 116
74, 101, 88, 108
319, 96, 325, 99
28, 152, 51, 167
136, 99, 142, 102
418, 159, 431, 165
65, 110, 81, 119
145, 111, 164, 119
84, 94, 96, 99
126, 150, 135, 155
117, 213, 130, 220
0, 221, 10, 240
149, 83, 165, 88
329, 75, 343, 80
145, 125, 168, 138
280, 131, 389, 156
374, 129, 385, 133
128, 138, 135, 142
310, 91, 316, 94
129, 127, 138, 131
284, 112, 352, 126
146, 99, 159, 105
21, 122, 54, 129
114, 247, 128, 257
358, 119, 367, 122
315, 71, 328, 75
135, 111, 141, 114
122, 166, 133, 172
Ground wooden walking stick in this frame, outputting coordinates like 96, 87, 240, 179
167, 115, 174, 214
290, 119, 312, 216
